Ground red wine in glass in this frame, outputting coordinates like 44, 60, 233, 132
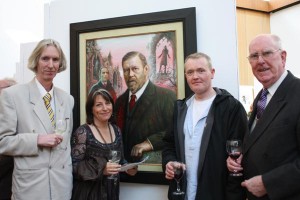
172, 162, 185, 196
229, 152, 240, 160
174, 168, 184, 181
226, 140, 243, 177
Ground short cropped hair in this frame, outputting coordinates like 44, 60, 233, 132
184, 52, 213, 70
28, 39, 67, 73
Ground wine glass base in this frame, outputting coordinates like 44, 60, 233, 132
230, 173, 243, 177
107, 176, 117, 180
172, 191, 185, 196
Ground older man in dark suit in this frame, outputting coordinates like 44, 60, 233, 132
228, 34, 300, 200
115, 51, 176, 163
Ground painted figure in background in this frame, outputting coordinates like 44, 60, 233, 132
0, 39, 74, 200
89, 67, 117, 102
115, 51, 176, 164
0, 78, 17, 200
158, 45, 171, 74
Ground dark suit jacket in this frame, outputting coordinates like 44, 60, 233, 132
0, 155, 13, 199
115, 81, 176, 162
162, 88, 248, 200
243, 71, 300, 200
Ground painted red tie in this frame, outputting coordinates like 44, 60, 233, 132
129, 94, 136, 112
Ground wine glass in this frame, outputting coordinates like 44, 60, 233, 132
107, 150, 121, 180
55, 119, 67, 135
172, 162, 185, 196
226, 140, 243, 176
54, 119, 68, 150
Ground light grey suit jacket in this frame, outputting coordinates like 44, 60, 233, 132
0, 79, 74, 200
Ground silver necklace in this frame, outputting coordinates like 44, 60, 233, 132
93, 122, 113, 148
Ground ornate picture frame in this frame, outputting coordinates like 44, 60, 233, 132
70, 7, 197, 184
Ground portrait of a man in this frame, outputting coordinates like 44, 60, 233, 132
115, 51, 176, 164
84, 31, 180, 165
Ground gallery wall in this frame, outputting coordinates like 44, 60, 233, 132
45, 0, 240, 98
252, 4, 300, 100
0, 0, 43, 80
43, 0, 238, 199
271, 4, 300, 77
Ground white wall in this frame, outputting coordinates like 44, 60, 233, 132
252, 4, 300, 97
44, 0, 239, 199
0, 0, 43, 80
270, 4, 300, 78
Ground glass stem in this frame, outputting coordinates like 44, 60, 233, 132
176, 180, 181, 192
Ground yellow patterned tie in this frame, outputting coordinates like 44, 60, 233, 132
43, 93, 55, 127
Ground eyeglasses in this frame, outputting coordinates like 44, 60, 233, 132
247, 49, 281, 62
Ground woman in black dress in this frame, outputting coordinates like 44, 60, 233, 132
71, 89, 137, 200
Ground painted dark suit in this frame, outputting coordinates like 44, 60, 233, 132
115, 81, 176, 163
243, 71, 300, 200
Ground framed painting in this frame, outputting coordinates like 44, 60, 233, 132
70, 7, 197, 184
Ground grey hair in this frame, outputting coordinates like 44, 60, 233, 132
184, 52, 213, 69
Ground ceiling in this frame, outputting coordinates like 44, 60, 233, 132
236, 0, 300, 12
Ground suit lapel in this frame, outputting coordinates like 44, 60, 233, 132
127, 82, 155, 131
197, 100, 215, 175
177, 101, 187, 163
244, 98, 286, 154
51, 88, 69, 164
53, 88, 65, 121
116, 92, 129, 132
244, 73, 293, 154
29, 80, 53, 134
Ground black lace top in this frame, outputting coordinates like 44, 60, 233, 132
71, 123, 124, 200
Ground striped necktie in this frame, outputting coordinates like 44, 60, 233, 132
256, 89, 268, 120
43, 93, 55, 127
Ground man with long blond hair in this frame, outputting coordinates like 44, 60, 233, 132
0, 39, 74, 200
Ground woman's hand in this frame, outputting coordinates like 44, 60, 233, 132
103, 161, 121, 176
126, 166, 138, 176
